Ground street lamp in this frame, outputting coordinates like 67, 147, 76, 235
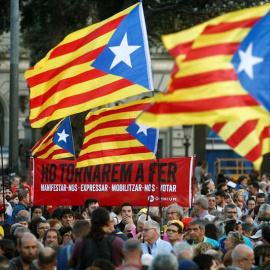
183, 125, 192, 157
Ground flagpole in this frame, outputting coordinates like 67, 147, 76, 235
69, 117, 76, 161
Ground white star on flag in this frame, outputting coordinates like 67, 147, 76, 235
57, 129, 69, 143
109, 33, 141, 69
237, 43, 263, 79
136, 123, 150, 136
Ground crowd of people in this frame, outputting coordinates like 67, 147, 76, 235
0, 172, 270, 270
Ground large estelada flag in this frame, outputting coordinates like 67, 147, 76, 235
25, 2, 153, 128
31, 116, 75, 159
76, 98, 158, 168
210, 119, 270, 170
138, 4, 270, 128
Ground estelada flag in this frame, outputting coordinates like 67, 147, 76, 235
138, 4, 270, 128
25, 2, 153, 128
31, 116, 75, 159
77, 98, 158, 168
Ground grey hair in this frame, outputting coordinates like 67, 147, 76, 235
224, 203, 237, 213
242, 222, 254, 233
194, 195, 208, 210
14, 227, 30, 237
164, 204, 183, 220
189, 219, 207, 230
144, 220, 160, 235
259, 181, 267, 188
138, 214, 151, 224
210, 210, 223, 217
173, 242, 193, 260
258, 204, 270, 217
150, 253, 178, 270
213, 217, 226, 238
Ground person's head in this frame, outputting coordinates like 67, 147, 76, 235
18, 190, 29, 205
172, 242, 194, 261
80, 207, 88, 220
224, 231, 244, 251
37, 221, 50, 239
167, 222, 182, 244
253, 244, 270, 267
124, 223, 136, 234
149, 253, 178, 270
37, 247, 57, 270
10, 193, 19, 204
14, 227, 30, 247
43, 228, 60, 247
16, 216, 29, 228
215, 190, 226, 205
193, 195, 208, 215
233, 190, 244, 203
256, 193, 267, 206
238, 175, 248, 187
262, 226, 270, 244
248, 181, 259, 196
246, 197, 256, 211
223, 203, 237, 219
84, 198, 99, 217
193, 242, 214, 256
165, 203, 183, 222
188, 219, 206, 243
121, 202, 133, 218
47, 219, 61, 230
142, 220, 160, 244
59, 226, 73, 246
137, 214, 151, 233
217, 183, 228, 193
205, 223, 219, 241
59, 208, 75, 227
31, 205, 44, 220
259, 181, 267, 192
0, 239, 16, 260
224, 220, 238, 235
72, 220, 90, 240
207, 194, 216, 210
231, 244, 254, 270
18, 233, 37, 265
258, 204, 270, 218
193, 254, 217, 270
11, 175, 21, 188
203, 180, 215, 192
122, 238, 142, 261
262, 173, 270, 183
89, 207, 111, 238
242, 222, 254, 239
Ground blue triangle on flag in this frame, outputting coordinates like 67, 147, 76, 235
52, 117, 75, 155
91, 3, 153, 91
126, 119, 158, 154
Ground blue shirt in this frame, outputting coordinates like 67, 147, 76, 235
142, 238, 172, 257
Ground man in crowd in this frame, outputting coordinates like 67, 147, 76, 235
60, 208, 75, 227
37, 247, 57, 270
215, 190, 227, 212
193, 195, 211, 219
248, 181, 260, 197
116, 238, 142, 270
43, 228, 60, 247
228, 244, 254, 270
37, 220, 50, 242
223, 203, 239, 220
117, 202, 135, 232
262, 173, 270, 183
207, 194, 216, 213
164, 203, 183, 223
84, 198, 99, 219
142, 220, 172, 256
167, 222, 183, 246
187, 219, 219, 248
12, 190, 29, 222
10, 232, 38, 270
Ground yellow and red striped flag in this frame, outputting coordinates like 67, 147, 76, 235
31, 117, 75, 159
76, 98, 157, 168
138, 4, 270, 127
25, 2, 153, 128
210, 119, 270, 170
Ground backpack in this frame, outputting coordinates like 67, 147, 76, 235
80, 236, 115, 269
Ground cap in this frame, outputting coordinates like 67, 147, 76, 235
139, 208, 148, 214
169, 220, 184, 230
250, 229, 262, 239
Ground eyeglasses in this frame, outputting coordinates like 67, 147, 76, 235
142, 228, 155, 232
257, 202, 265, 205
227, 211, 237, 214
167, 229, 179, 233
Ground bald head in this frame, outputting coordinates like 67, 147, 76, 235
232, 244, 254, 270
38, 247, 57, 269
20, 232, 36, 247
